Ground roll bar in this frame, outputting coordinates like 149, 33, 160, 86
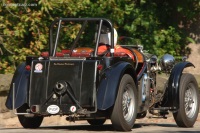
49, 18, 115, 57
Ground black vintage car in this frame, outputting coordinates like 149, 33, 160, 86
5, 18, 199, 131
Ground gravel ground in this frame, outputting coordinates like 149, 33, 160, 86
1, 110, 200, 129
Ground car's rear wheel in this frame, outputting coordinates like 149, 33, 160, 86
173, 73, 199, 127
111, 74, 138, 131
17, 104, 43, 128
87, 119, 106, 125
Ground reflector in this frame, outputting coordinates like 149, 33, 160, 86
97, 64, 103, 70
31, 105, 36, 113
25, 65, 31, 71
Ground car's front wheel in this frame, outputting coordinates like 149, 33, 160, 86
17, 104, 43, 128
111, 74, 138, 131
173, 73, 199, 127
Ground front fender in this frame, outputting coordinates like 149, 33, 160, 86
97, 62, 137, 110
163, 61, 194, 109
5, 63, 30, 109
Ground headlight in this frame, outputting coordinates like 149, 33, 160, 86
160, 54, 175, 72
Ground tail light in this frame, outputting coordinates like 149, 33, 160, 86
25, 65, 31, 71
31, 105, 36, 113
31, 105, 39, 113
97, 64, 103, 70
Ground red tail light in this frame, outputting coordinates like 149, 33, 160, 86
25, 65, 31, 71
31, 105, 39, 113
31, 105, 36, 113
97, 64, 103, 70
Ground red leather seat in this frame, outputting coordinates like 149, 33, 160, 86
97, 45, 135, 60
41, 52, 64, 57
41, 48, 93, 57
71, 47, 93, 57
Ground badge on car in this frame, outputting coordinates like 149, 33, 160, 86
70, 106, 76, 113
34, 63, 43, 73
47, 105, 60, 114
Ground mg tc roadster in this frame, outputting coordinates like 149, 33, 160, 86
5, 18, 199, 131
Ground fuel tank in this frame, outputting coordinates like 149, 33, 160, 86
29, 57, 98, 109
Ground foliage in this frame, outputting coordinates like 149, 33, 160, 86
0, 0, 199, 73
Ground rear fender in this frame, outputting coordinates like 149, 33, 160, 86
162, 61, 194, 109
5, 63, 30, 109
97, 62, 137, 110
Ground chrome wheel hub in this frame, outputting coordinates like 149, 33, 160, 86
122, 84, 135, 122
185, 83, 197, 118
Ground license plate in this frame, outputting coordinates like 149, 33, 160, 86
47, 105, 60, 114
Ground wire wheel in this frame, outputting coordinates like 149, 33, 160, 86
173, 73, 199, 127
122, 84, 135, 122
184, 83, 198, 119
111, 74, 137, 131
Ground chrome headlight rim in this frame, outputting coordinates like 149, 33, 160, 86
160, 54, 175, 72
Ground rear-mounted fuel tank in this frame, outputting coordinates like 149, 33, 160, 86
29, 57, 98, 109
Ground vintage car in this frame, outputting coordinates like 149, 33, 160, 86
5, 18, 199, 131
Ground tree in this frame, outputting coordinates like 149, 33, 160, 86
0, 0, 199, 73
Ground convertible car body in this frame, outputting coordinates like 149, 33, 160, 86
5, 18, 199, 131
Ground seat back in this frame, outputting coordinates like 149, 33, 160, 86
71, 47, 93, 57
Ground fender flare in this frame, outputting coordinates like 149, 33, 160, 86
5, 63, 30, 109
97, 62, 137, 110
163, 61, 195, 109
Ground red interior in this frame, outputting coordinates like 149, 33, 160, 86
41, 47, 130, 58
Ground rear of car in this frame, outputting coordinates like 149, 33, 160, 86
29, 57, 98, 115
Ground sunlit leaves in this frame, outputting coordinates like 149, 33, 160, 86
0, 0, 199, 73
